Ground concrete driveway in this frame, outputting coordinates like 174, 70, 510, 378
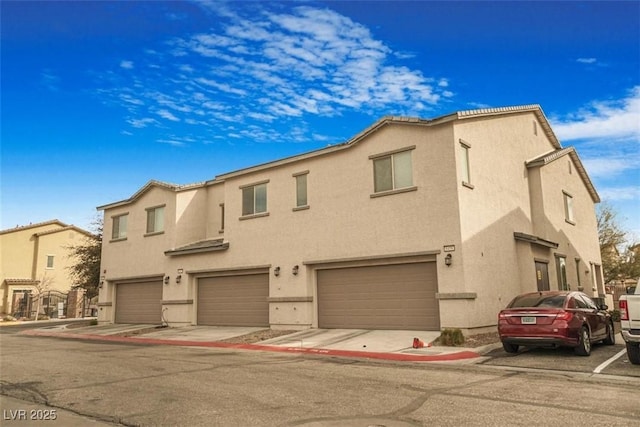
22, 322, 490, 362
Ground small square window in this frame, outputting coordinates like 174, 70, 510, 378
112, 214, 128, 240
373, 150, 413, 193
146, 206, 165, 234
242, 183, 268, 216
46, 255, 54, 269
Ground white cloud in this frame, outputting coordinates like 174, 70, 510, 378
576, 58, 597, 64
101, 3, 452, 145
582, 154, 640, 179
552, 86, 640, 142
157, 109, 180, 121
598, 186, 640, 201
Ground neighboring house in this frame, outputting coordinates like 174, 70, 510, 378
0, 220, 93, 317
96, 105, 604, 333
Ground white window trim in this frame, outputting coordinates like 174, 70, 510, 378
110, 213, 129, 242
293, 170, 309, 210
145, 204, 166, 236
563, 191, 575, 225
459, 139, 474, 189
240, 180, 269, 219
369, 145, 416, 196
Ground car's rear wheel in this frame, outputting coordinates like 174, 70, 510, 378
603, 321, 615, 345
502, 342, 519, 353
627, 343, 640, 365
575, 326, 591, 356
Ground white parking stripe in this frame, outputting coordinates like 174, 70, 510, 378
593, 349, 627, 374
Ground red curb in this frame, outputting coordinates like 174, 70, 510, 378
21, 330, 480, 362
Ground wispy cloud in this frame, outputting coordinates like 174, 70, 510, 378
552, 86, 640, 142
576, 57, 597, 64
97, 3, 451, 144
598, 186, 640, 202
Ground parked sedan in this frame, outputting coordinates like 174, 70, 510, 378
498, 291, 615, 356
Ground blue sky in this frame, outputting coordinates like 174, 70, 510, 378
2, 1, 639, 240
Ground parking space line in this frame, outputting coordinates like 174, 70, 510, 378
593, 349, 627, 374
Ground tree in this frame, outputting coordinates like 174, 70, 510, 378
67, 217, 102, 300
597, 203, 639, 283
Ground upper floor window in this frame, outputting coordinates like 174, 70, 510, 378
241, 181, 268, 217
563, 191, 575, 224
370, 147, 414, 194
459, 139, 473, 188
293, 171, 309, 210
146, 205, 165, 234
111, 213, 128, 240
46, 255, 54, 269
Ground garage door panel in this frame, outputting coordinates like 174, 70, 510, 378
115, 281, 163, 324
317, 263, 439, 330
197, 274, 269, 326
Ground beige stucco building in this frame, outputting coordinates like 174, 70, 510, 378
96, 105, 604, 333
0, 220, 93, 316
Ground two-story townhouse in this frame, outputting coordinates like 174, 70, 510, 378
0, 220, 94, 316
96, 105, 603, 334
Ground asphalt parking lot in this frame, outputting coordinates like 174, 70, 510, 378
480, 340, 639, 377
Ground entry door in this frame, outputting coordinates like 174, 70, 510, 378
535, 261, 550, 291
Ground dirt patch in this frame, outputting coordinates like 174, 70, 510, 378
434, 332, 501, 348
219, 329, 296, 344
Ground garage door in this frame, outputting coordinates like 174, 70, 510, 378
115, 281, 163, 324
197, 274, 269, 326
317, 262, 439, 330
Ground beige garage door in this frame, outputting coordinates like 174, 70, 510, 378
317, 262, 439, 330
197, 274, 269, 326
115, 281, 163, 324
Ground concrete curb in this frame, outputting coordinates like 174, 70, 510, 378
21, 329, 482, 362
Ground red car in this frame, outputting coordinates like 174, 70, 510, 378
498, 291, 615, 356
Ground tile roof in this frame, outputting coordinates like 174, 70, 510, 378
164, 239, 229, 256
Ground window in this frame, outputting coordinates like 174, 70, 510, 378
112, 214, 128, 240
219, 203, 225, 232
372, 148, 414, 193
459, 140, 472, 187
563, 192, 575, 224
146, 206, 165, 234
575, 258, 581, 289
556, 256, 568, 290
293, 171, 309, 209
46, 255, 54, 269
242, 182, 268, 216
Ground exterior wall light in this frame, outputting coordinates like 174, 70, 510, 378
274, 267, 280, 277
164, 276, 170, 285
444, 253, 452, 266
175, 275, 182, 284
292, 265, 299, 275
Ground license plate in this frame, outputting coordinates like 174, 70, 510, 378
521, 316, 536, 324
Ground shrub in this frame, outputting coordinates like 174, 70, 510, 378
89, 319, 98, 326
609, 309, 621, 322
438, 328, 465, 346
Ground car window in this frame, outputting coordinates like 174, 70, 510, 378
577, 294, 598, 310
508, 294, 566, 308
566, 298, 577, 309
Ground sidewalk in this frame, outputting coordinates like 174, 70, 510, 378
19, 322, 501, 363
